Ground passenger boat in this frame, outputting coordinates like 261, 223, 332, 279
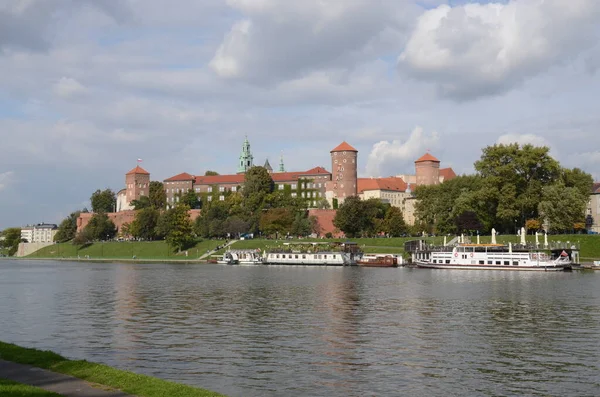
262, 242, 361, 266
412, 242, 574, 271
216, 251, 239, 265
357, 254, 399, 267
230, 249, 262, 265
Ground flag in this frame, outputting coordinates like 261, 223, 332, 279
137, 158, 142, 163
560, 250, 568, 257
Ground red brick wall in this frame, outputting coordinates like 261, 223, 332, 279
77, 209, 202, 235
308, 209, 344, 238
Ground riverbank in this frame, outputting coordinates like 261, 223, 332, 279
0, 342, 225, 397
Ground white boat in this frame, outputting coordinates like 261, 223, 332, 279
413, 243, 574, 271
216, 251, 239, 265
262, 242, 361, 266
229, 249, 262, 265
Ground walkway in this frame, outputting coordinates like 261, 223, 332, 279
198, 240, 238, 260
0, 359, 133, 397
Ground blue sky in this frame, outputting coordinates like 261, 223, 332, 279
1, 0, 600, 229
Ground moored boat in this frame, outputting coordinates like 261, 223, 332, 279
262, 242, 361, 266
357, 254, 399, 267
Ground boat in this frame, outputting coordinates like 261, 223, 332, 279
229, 249, 262, 265
216, 251, 239, 265
357, 254, 399, 267
262, 242, 361, 266
411, 241, 574, 271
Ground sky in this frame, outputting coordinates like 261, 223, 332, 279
1, 0, 600, 229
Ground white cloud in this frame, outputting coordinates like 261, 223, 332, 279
53, 77, 86, 98
0, 171, 14, 191
365, 126, 440, 177
496, 133, 551, 148
399, 0, 600, 99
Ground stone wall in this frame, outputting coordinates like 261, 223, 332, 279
16, 242, 54, 257
308, 209, 344, 238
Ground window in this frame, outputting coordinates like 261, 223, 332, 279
291, 184, 297, 189
295, 255, 298, 259
302, 255, 306, 259
445, 260, 450, 264
208, 186, 213, 192
503, 261, 509, 266
219, 186, 225, 192
479, 260, 484, 264
513, 261, 518, 266
488, 260, 492, 264
279, 184, 284, 190
291, 192, 297, 198
232, 186, 237, 192
207, 196, 212, 202
495, 261, 501, 265
195, 188, 200, 192
219, 195, 224, 201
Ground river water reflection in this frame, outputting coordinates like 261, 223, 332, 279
1, 260, 599, 396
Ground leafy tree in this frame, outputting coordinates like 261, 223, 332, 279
538, 183, 588, 233
1, 228, 22, 256
315, 198, 331, 209
290, 212, 312, 237
525, 219, 541, 233
260, 208, 295, 237
205, 170, 219, 176
130, 195, 151, 210
163, 204, 194, 251
222, 216, 249, 238
149, 181, 167, 209
243, 166, 274, 215
383, 206, 407, 237
90, 189, 116, 213
178, 190, 200, 209
72, 229, 93, 246
129, 207, 160, 240
333, 196, 366, 238
194, 201, 230, 238
454, 211, 483, 234
84, 213, 117, 241
54, 211, 81, 242
561, 168, 593, 198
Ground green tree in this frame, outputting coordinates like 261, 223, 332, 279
129, 207, 160, 240
242, 166, 274, 215
561, 168, 593, 198
538, 183, 588, 233
130, 195, 151, 210
149, 181, 167, 209
83, 213, 117, 241
222, 216, 250, 238
454, 211, 483, 234
205, 170, 219, 176
178, 190, 200, 209
90, 189, 116, 213
383, 206, 407, 237
164, 205, 194, 251
290, 212, 313, 237
1, 228, 22, 256
259, 208, 295, 237
54, 211, 81, 242
333, 196, 366, 238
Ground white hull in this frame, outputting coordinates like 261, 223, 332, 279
263, 251, 355, 266
415, 261, 567, 271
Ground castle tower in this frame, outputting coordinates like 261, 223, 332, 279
329, 141, 358, 203
125, 165, 150, 205
415, 153, 440, 186
264, 158, 273, 173
237, 136, 254, 173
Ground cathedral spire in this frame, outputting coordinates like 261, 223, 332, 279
278, 151, 285, 172
237, 136, 254, 173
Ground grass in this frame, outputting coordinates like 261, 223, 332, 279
27, 240, 223, 260
0, 342, 225, 397
0, 379, 62, 397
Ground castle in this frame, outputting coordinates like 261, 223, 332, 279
79, 138, 456, 235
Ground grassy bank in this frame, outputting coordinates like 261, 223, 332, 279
0, 379, 61, 396
27, 240, 222, 260
0, 342, 225, 397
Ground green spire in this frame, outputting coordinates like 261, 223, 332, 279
278, 151, 285, 172
237, 136, 254, 173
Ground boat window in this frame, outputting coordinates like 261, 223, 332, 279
333, 255, 336, 259
495, 261, 501, 265
488, 261, 492, 264
324, 255, 327, 259
479, 260, 484, 264
276, 254, 279, 259
445, 260, 450, 264
504, 261, 509, 266
302, 255, 306, 259
513, 261, 518, 266
433, 260, 437, 264
295, 255, 298, 259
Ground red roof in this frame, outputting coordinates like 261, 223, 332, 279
126, 165, 150, 175
164, 172, 195, 182
415, 153, 440, 163
191, 167, 332, 185
357, 177, 407, 193
593, 183, 600, 193
331, 141, 358, 152
439, 167, 456, 181
302, 166, 331, 175
195, 174, 245, 185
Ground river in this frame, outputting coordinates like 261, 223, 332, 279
1, 260, 599, 396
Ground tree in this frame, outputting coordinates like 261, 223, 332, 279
205, 170, 219, 176
222, 216, 250, 238
538, 183, 588, 233
83, 213, 117, 241
290, 212, 312, 237
130, 195, 151, 210
259, 208, 295, 237
129, 208, 160, 240
149, 181, 167, 209
315, 198, 331, 209
163, 205, 194, 251
54, 211, 81, 242
525, 219, 541, 233
333, 196, 366, 238
1, 228, 22, 256
454, 211, 483, 234
242, 166, 274, 215
90, 189, 116, 213
178, 190, 200, 209
383, 206, 407, 237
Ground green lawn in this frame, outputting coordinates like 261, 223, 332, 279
0, 379, 62, 397
0, 342, 225, 397
27, 240, 223, 260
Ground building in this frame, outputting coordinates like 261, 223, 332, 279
116, 165, 151, 212
20, 223, 58, 243
587, 182, 600, 233
325, 141, 358, 205
237, 136, 254, 173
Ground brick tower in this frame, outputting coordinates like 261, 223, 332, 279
415, 153, 440, 186
329, 141, 358, 204
125, 165, 150, 204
